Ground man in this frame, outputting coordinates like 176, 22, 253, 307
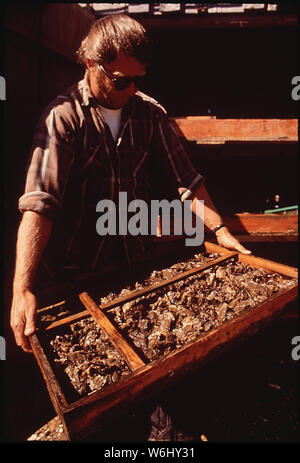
10, 13, 250, 439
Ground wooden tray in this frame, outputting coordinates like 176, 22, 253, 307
30, 242, 298, 441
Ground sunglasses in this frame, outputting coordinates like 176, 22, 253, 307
99, 64, 145, 91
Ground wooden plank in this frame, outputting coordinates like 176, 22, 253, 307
29, 334, 70, 440
63, 282, 298, 440
170, 117, 298, 144
78, 292, 145, 372
204, 240, 298, 278
237, 253, 298, 279
234, 234, 298, 243
98, 252, 238, 312
38, 300, 67, 313
153, 233, 298, 245
154, 214, 298, 242
203, 241, 238, 256
224, 213, 298, 235
45, 310, 90, 332
45, 250, 237, 331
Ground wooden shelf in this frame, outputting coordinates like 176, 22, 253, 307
170, 117, 298, 144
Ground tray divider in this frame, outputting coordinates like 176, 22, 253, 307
45, 310, 90, 332
99, 251, 238, 313
37, 300, 67, 313
237, 253, 298, 278
44, 251, 238, 331
78, 292, 145, 372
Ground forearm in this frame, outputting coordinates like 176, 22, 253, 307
189, 182, 223, 231
13, 211, 52, 294
187, 182, 251, 254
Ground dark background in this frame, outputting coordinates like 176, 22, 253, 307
2, 3, 299, 442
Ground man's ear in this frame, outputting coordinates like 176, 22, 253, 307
86, 59, 96, 71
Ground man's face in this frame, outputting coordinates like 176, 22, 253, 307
88, 51, 146, 109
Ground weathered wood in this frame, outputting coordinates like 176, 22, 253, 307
237, 253, 298, 279
203, 241, 237, 255
45, 310, 90, 332
154, 214, 298, 244
204, 240, 298, 278
170, 117, 298, 144
224, 213, 298, 235
37, 300, 67, 313
98, 251, 238, 312
29, 334, 70, 440
78, 292, 145, 372
234, 234, 298, 243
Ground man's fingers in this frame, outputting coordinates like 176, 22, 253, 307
22, 340, 33, 353
16, 331, 33, 353
11, 303, 36, 353
23, 312, 36, 352
229, 239, 252, 254
216, 230, 252, 255
11, 317, 24, 344
12, 320, 31, 352
235, 243, 252, 255
24, 316, 36, 336
18, 336, 32, 353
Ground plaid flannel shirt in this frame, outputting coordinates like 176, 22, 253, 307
19, 72, 204, 281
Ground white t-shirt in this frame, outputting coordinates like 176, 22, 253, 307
99, 105, 122, 142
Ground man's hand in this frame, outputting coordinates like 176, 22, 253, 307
215, 226, 251, 255
188, 183, 251, 255
10, 211, 52, 352
10, 290, 37, 353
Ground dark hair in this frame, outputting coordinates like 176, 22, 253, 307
77, 14, 151, 66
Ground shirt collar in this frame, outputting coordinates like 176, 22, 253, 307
79, 70, 97, 107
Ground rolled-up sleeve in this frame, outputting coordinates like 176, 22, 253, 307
19, 101, 75, 221
152, 107, 205, 202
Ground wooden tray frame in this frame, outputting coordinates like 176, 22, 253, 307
30, 242, 298, 441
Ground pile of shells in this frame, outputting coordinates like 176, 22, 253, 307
50, 318, 131, 396
48, 252, 218, 396
100, 252, 219, 305
48, 253, 296, 396
107, 259, 296, 362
